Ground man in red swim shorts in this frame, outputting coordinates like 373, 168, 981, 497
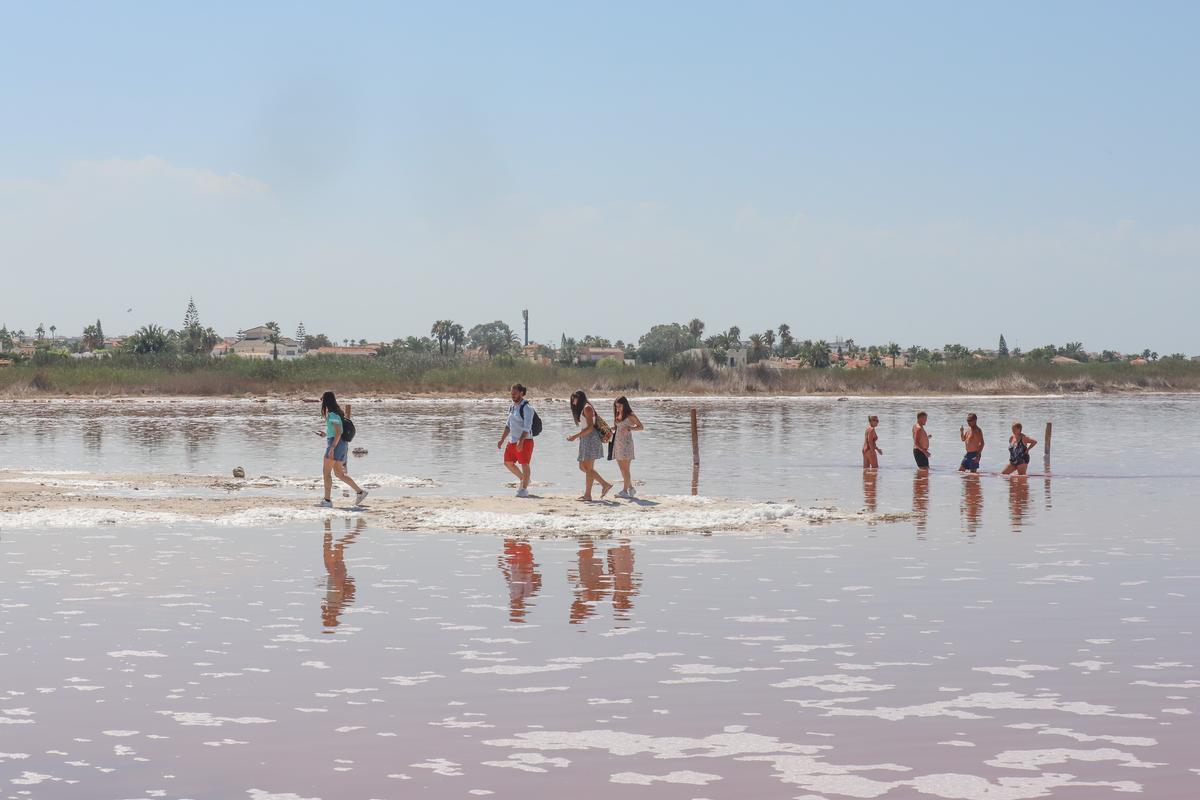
497, 383, 538, 497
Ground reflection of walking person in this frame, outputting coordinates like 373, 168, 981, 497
567, 391, 613, 501
497, 383, 538, 497
611, 396, 644, 498
499, 539, 541, 623
321, 517, 363, 629
862, 416, 882, 469
320, 391, 367, 508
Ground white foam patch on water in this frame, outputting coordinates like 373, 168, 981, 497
1006, 723, 1157, 747
773, 674, 895, 693
464, 664, 579, 676
419, 503, 858, 533
986, 747, 1164, 770
212, 507, 361, 526
0, 508, 191, 528
973, 664, 1058, 680
610, 770, 723, 785
108, 650, 167, 659
818, 691, 1150, 721
356, 473, 440, 488
483, 727, 828, 759
246, 791, 319, 800
481, 753, 570, 773
498, 686, 569, 693
158, 711, 275, 727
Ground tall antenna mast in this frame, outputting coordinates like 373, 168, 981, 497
522, 309, 529, 346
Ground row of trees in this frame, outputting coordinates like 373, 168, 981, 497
5, 303, 1190, 368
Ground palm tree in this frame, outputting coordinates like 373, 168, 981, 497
49, 324, 57, 341
449, 323, 465, 354
887, 342, 901, 368
430, 320, 453, 355
35, 324, 45, 342
687, 318, 705, 343
265, 321, 282, 360
811, 340, 832, 368
777, 323, 793, 355
748, 333, 766, 362
727, 326, 741, 344
763, 329, 775, 356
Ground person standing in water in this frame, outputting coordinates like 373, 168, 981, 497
1002, 421, 1038, 476
497, 383, 536, 497
611, 396, 644, 498
959, 413, 984, 473
320, 391, 367, 508
862, 415, 882, 469
912, 411, 932, 469
567, 390, 613, 501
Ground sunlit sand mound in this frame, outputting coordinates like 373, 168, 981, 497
0, 470, 911, 534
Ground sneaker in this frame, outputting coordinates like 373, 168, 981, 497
319, 499, 333, 508
355, 489, 369, 506
616, 488, 630, 499
628, 487, 637, 498
516, 487, 530, 498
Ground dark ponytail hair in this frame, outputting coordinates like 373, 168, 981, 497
321, 391, 344, 420
569, 390, 590, 425
614, 396, 633, 421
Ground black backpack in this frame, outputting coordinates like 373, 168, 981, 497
340, 415, 357, 443
518, 401, 542, 437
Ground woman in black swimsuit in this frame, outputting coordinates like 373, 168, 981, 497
1002, 422, 1038, 476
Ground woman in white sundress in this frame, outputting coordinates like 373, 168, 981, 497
611, 396, 644, 498
567, 390, 613, 502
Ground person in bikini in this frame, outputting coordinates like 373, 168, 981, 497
862, 415, 882, 469
959, 413, 984, 473
912, 411, 931, 469
1002, 421, 1038, 476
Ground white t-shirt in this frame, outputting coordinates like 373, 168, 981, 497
507, 400, 535, 443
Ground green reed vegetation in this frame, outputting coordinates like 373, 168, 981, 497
2, 351, 1199, 397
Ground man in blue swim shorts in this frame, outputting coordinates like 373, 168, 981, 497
959, 413, 984, 473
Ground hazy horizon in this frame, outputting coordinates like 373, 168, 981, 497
3, 3, 1198, 353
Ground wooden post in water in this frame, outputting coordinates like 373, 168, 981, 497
1044, 422, 1052, 456
690, 408, 700, 496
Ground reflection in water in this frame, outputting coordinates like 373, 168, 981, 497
911, 471, 930, 535
83, 419, 103, 452
1008, 476, 1031, 531
961, 474, 983, 534
607, 541, 639, 622
570, 537, 607, 624
862, 470, 878, 515
499, 539, 541, 623
321, 517, 364, 630
569, 537, 641, 625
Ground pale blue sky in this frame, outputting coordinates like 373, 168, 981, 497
2, 2, 1197, 352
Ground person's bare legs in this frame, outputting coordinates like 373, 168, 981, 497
618, 460, 633, 493
333, 461, 362, 494
590, 466, 613, 498
519, 462, 531, 490
579, 460, 594, 500
504, 460, 524, 484
323, 458, 335, 500
1016, 462, 1029, 476
1002, 462, 1018, 476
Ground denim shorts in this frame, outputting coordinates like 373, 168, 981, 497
326, 437, 348, 463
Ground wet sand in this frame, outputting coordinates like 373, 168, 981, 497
0, 469, 912, 534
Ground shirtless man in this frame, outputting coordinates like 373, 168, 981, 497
862, 415, 883, 469
959, 413, 984, 473
912, 411, 931, 469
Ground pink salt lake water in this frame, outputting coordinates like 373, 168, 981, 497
1, 396, 1197, 798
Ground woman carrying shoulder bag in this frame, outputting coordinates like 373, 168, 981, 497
567, 390, 613, 502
